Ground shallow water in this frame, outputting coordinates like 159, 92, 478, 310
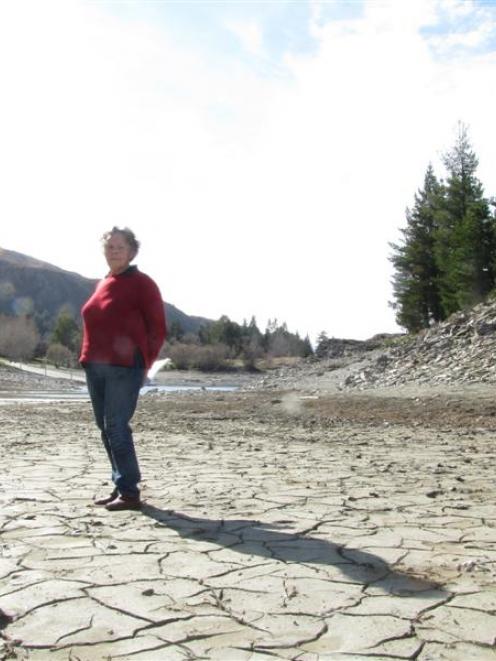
141, 385, 237, 394
0, 384, 238, 403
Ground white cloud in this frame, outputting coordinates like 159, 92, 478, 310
224, 19, 264, 57
429, 21, 495, 52
439, 0, 477, 20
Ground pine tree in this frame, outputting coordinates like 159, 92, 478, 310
302, 335, 314, 357
390, 124, 496, 332
51, 310, 80, 352
168, 320, 184, 342
436, 123, 496, 314
390, 164, 444, 332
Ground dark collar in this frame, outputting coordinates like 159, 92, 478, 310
107, 265, 138, 278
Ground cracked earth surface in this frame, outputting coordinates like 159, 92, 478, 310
1, 388, 496, 660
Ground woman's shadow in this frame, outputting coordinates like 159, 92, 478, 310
142, 504, 448, 598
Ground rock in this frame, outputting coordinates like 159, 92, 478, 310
343, 298, 496, 389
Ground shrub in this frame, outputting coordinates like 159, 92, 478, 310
165, 342, 229, 371
166, 343, 192, 370
241, 340, 263, 371
0, 315, 39, 361
46, 343, 74, 368
51, 310, 81, 352
192, 344, 228, 371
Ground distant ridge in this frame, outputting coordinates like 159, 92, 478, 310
0, 247, 211, 336
0, 249, 70, 271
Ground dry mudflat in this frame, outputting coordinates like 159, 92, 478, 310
0, 364, 496, 660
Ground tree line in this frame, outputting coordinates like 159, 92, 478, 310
0, 308, 313, 371
390, 123, 496, 333
165, 315, 313, 371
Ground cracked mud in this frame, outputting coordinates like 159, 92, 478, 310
1, 388, 496, 660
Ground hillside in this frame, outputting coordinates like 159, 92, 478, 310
343, 298, 496, 389
255, 298, 496, 392
0, 247, 210, 336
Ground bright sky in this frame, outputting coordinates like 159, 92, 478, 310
1, 0, 495, 342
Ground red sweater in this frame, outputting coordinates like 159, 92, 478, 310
80, 266, 167, 369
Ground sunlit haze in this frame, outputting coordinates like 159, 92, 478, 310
1, 0, 496, 342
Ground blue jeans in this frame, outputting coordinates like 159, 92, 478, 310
84, 362, 145, 498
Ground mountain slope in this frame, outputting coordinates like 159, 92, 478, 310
0, 247, 210, 335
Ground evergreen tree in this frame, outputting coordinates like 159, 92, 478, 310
390, 164, 444, 332
51, 310, 80, 352
436, 123, 496, 314
390, 123, 496, 332
302, 335, 314, 357
192, 315, 309, 359
198, 324, 210, 345
247, 316, 262, 343
207, 315, 243, 354
168, 320, 184, 342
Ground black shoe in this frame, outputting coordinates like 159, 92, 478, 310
94, 489, 118, 506
105, 494, 142, 511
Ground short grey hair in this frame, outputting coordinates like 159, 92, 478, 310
101, 226, 140, 256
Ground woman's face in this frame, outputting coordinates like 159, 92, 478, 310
104, 233, 135, 275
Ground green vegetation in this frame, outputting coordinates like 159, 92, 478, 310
0, 301, 312, 371
51, 310, 81, 354
390, 123, 496, 333
163, 316, 313, 371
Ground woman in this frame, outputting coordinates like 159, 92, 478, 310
80, 227, 167, 511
